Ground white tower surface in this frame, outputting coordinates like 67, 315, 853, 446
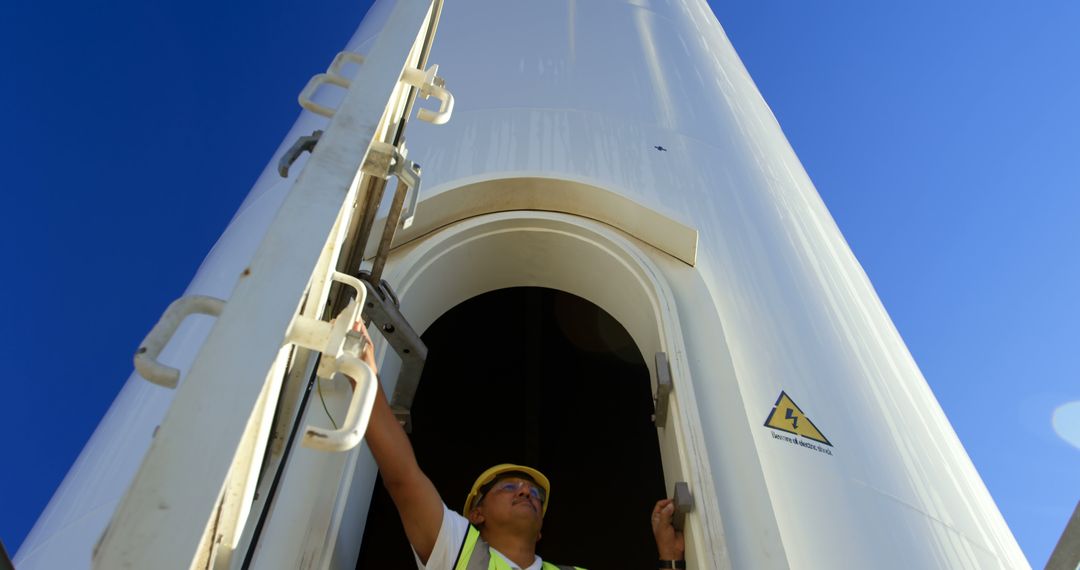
17, 0, 1029, 569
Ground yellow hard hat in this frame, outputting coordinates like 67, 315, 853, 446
464, 463, 551, 516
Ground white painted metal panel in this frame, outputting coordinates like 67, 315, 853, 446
90, 0, 440, 565
389, 1, 1028, 567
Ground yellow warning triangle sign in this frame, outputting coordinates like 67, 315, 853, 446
764, 391, 832, 446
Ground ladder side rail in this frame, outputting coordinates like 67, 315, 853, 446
91, 1, 440, 568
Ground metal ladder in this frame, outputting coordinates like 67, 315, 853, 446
94, 1, 451, 567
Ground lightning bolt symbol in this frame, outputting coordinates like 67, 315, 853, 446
785, 409, 799, 430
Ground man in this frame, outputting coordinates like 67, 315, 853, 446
358, 325, 686, 569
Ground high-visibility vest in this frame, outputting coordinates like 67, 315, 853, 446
453, 525, 585, 570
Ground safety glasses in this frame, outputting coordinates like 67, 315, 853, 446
488, 479, 547, 504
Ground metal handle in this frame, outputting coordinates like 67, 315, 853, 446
330, 271, 366, 298
135, 295, 226, 388
301, 353, 377, 452
654, 351, 673, 427
298, 51, 366, 118
286, 272, 375, 452
399, 161, 422, 229
672, 481, 694, 532
298, 73, 351, 118
401, 66, 454, 125
328, 51, 365, 76
416, 82, 453, 125
278, 130, 323, 178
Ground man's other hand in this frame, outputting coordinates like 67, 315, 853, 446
651, 498, 685, 561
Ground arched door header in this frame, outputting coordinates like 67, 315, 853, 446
363, 175, 698, 266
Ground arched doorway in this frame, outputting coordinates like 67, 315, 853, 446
356, 287, 665, 567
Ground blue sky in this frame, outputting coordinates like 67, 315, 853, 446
3, 0, 1078, 566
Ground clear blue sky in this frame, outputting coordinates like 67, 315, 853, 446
3, 0, 1077, 566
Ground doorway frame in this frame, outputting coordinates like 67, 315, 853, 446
332, 208, 732, 569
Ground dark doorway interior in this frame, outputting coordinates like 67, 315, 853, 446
355, 287, 665, 569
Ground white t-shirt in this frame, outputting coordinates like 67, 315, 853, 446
414, 503, 544, 570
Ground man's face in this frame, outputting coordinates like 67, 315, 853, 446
470, 477, 545, 533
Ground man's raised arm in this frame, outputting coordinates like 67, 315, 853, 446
358, 325, 444, 562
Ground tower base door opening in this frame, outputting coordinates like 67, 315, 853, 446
356, 287, 666, 568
